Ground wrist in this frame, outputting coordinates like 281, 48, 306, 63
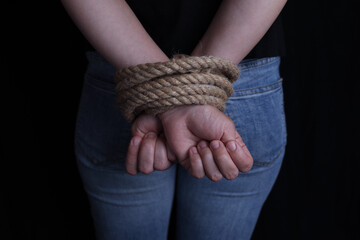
157, 105, 188, 122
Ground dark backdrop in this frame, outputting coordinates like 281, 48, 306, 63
2, 1, 359, 239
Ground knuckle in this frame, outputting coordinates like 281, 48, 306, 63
202, 151, 213, 159
221, 153, 229, 159
217, 153, 229, 161
237, 139, 246, 148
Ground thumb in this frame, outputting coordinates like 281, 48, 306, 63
131, 114, 163, 137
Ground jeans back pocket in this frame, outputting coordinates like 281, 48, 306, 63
74, 52, 131, 169
225, 57, 287, 166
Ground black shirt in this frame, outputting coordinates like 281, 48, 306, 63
99, 0, 286, 59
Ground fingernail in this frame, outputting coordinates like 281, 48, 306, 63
191, 147, 198, 154
210, 141, 220, 149
132, 137, 141, 146
145, 132, 157, 139
199, 141, 207, 149
227, 141, 236, 152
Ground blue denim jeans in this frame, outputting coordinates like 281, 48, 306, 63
74, 51, 287, 240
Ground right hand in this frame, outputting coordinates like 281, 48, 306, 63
158, 104, 253, 181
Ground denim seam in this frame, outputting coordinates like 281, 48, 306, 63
234, 78, 283, 93
253, 143, 286, 166
229, 86, 281, 100
75, 138, 177, 177
230, 80, 283, 98
233, 78, 283, 93
83, 187, 158, 208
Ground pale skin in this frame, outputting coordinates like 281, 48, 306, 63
61, 0, 287, 181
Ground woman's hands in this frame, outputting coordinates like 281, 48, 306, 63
126, 105, 253, 181
62, 0, 285, 181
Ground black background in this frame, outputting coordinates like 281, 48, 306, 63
2, 1, 359, 239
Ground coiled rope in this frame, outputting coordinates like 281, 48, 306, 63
114, 54, 240, 122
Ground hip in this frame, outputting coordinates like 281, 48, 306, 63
74, 51, 287, 169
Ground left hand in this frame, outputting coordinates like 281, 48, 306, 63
125, 113, 176, 175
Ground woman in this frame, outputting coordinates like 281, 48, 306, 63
62, 0, 288, 239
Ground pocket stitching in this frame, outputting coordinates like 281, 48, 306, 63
231, 78, 283, 98
226, 82, 287, 166
253, 143, 286, 166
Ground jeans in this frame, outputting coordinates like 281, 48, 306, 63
74, 51, 287, 240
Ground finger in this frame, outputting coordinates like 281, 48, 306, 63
131, 114, 163, 137
167, 144, 177, 162
219, 116, 237, 143
197, 140, 222, 182
125, 136, 142, 175
160, 132, 176, 162
154, 135, 172, 171
235, 132, 253, 159
229, 133, 253, 172
138, 132, 157, 174
225, 140, 253, 172
189, 147, 205, 179
210, 140, 239, 180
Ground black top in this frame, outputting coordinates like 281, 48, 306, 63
99, 0, 286, 59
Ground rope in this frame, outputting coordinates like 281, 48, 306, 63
114, 54, 240, 122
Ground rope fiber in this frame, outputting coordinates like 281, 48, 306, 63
114, 54, 240, 122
